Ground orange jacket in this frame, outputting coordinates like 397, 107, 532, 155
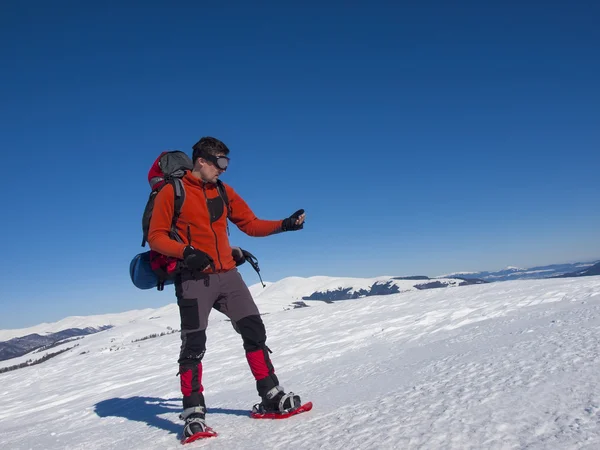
148, 172, 283, 272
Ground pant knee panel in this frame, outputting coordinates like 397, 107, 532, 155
179, 329, 206, 364
236, 315, 266, 351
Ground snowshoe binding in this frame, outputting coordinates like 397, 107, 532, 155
180, 406, 217, 444
251, 386, 312, 419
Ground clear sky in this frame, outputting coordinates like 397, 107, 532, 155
1, 1, 599, 329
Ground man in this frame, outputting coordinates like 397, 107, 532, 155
147, 136, 305, 439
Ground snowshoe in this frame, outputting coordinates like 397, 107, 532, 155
251, 386, 310, 419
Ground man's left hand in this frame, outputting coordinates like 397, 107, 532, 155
282, 209, 306, 232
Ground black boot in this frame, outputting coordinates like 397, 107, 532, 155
253, 386, 301, 414
180, 406, 207, 438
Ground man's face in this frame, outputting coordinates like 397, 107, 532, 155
198, 152, 228, 183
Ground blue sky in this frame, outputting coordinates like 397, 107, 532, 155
1, 1, 599, 329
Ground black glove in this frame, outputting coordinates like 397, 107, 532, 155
281, 209, 305, 232
232, 247, 257, 267
183, 246, 215, 271
231, 247, 246, 266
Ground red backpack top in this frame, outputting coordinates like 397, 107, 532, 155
141, 151, 193, 247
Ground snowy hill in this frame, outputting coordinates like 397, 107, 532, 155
249, 274, 470, 305
2, 275, 474, 362
5, 265, 594, 345
0, 275, 468, 344
1, 276, 600, 449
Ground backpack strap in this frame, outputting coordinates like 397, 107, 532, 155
141, 191, 157, 247
216, 179, 231, 236
216, 180, 230, 215
170, 178, 186, 243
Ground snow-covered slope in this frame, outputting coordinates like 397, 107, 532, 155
1, 276, 600, 449
0, 275, 466, 342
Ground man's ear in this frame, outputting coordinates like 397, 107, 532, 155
193, 157, 205, 169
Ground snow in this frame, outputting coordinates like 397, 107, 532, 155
1, 276, 600, 449
0, 276, 464, 342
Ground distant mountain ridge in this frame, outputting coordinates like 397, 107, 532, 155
0, 327, 113, 362
301, 277, 486, 302
440, 260, 600, 282
551, 261, 600, 278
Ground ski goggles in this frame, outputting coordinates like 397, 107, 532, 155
202, 153, 230, 170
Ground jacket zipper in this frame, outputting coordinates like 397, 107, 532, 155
203, 185, 222, 271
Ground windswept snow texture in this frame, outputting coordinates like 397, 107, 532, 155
1, 276, 600, 449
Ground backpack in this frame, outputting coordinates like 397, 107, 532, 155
130, 150, 242, 291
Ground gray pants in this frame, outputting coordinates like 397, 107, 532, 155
175, 268, 277, 410
176, 268, 259, 334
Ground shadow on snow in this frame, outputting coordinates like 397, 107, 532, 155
94, 396, 249, 437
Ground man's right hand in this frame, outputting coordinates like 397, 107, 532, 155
183, 246, 215, 271
232, 247, 259, 267
231, 246, 246, 266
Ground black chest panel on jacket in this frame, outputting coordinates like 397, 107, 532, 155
206, 196, 225, 224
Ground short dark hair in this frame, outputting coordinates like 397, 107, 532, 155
192, 137, 230, 164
